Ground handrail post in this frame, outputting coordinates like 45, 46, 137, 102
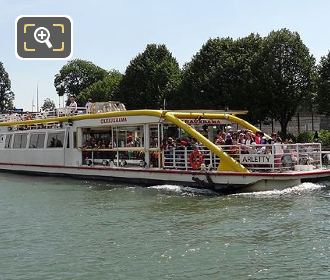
238, 145, 241, 164
319, 143, 322, 169
162, 150, 165, 169
272, 145, 275, 171
296, 144, 299, 166
210, 150, 213, 169
92, 150, 94, 166
173, 148, 176, 168
184, 147, 188, 170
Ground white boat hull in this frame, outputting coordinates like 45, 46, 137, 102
0, 163, 329, 193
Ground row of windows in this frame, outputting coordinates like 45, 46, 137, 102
2, 132, 65, 149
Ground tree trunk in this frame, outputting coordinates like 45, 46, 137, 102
280, 119, 289, 137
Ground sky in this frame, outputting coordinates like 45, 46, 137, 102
0, 0, 330, 110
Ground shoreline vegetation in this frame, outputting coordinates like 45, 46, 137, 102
1, 28, 330, 138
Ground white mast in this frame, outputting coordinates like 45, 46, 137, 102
36, 83, 39, 112
32, 94, 35, 112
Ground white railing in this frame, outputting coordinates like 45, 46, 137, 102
162, 143, 323, 172
0, 107, 87, 123
0, 101, 127, 123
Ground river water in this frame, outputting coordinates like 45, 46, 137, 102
0, 173, 329, 280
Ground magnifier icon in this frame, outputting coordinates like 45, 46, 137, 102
34, 27, 53, 48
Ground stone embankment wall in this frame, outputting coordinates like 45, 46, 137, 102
255, 114, 330, 135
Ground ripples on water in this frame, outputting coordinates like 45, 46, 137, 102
0, 173, 329, 280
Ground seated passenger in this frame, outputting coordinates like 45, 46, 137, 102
67, 96, 78, 114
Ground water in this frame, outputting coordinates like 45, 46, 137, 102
0, 174, 329, 280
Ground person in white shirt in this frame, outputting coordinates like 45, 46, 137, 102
85, 99, 92, 113
68, 96, 77, 113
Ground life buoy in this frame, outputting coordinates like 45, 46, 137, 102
189, 149, 204, 170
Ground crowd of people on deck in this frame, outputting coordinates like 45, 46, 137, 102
82, 138, 115, 149
162, 129, 296, 155
82, 134, 143, 150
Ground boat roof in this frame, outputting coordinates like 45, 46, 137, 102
166, 110, 248, 115
0, 107, 248, 127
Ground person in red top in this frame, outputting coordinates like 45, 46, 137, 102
255, 131, 263, 144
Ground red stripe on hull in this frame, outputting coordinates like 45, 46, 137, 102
0, 162, 329, 178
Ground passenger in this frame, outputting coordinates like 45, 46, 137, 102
238, 133, 246, 144
215, 129, 223, 139
224, 133, 233, 145
215, 134, 225, 145
25, 112, 33, 120
274, 137, 284, 169
229, 139, 239, 157
261, 136, 268, 144
274, 137, 283, 154
248, 142, 257, 154
167, 137, 175, 149
67, 96, 78, 114
271, 132, 277, 144
150, 137, 158, 148
255, 131, 263, 144
259, 145, 272, 155
245, 132, 255, 145
85, 99, 93, 113
127, 135, 134, 147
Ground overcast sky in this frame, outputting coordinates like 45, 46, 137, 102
1, 0, 329, 110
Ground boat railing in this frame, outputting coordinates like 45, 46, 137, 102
0, 101, 127, 123
162, 143, 323, 172
0, 107, 87, 123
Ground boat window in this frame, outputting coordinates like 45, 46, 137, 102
82, 128, 113, 149
67, 132, 70, 148
115, 125, 144, 148
29, 133, 45, 148
73, 132, 77, 148
47, 132, 65, 148
13, 134, 28, 149
149, 125, 160, 148
5, 134, 12, 149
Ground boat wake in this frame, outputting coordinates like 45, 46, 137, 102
231, 182, 327, 197
148, 184, 217, 196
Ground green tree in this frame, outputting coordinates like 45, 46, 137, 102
117, 44, 181, 109
54, 59, 107, 100
254, 29, 315, 135
41, 98, 56, 111
316, 52, 330, 115
77, 70, 122, 105
175, 35, 262, 113
0, 62, 14, 113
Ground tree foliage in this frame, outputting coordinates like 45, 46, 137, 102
41, 98, 56, 111
173, 35, 263, 113
316, 52, 330, 115
0, 62, 14, 113
54, 59, 108, 99
48, 29, 320, 136
177, 30, 315, 135
255, 29, 315, 135
116, 44, 181, 109
77, 71, 123, 105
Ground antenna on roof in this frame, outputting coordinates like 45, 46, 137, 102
32, 94, 35, 112
36, 83, 39, 112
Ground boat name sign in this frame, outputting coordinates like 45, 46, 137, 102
239, 154, 274, 164
100, 117, 127, 124
184, 119, 230, 125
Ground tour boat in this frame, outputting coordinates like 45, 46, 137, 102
0, 101, 329, 193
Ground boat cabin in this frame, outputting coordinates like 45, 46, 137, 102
0, 102, 326, 174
